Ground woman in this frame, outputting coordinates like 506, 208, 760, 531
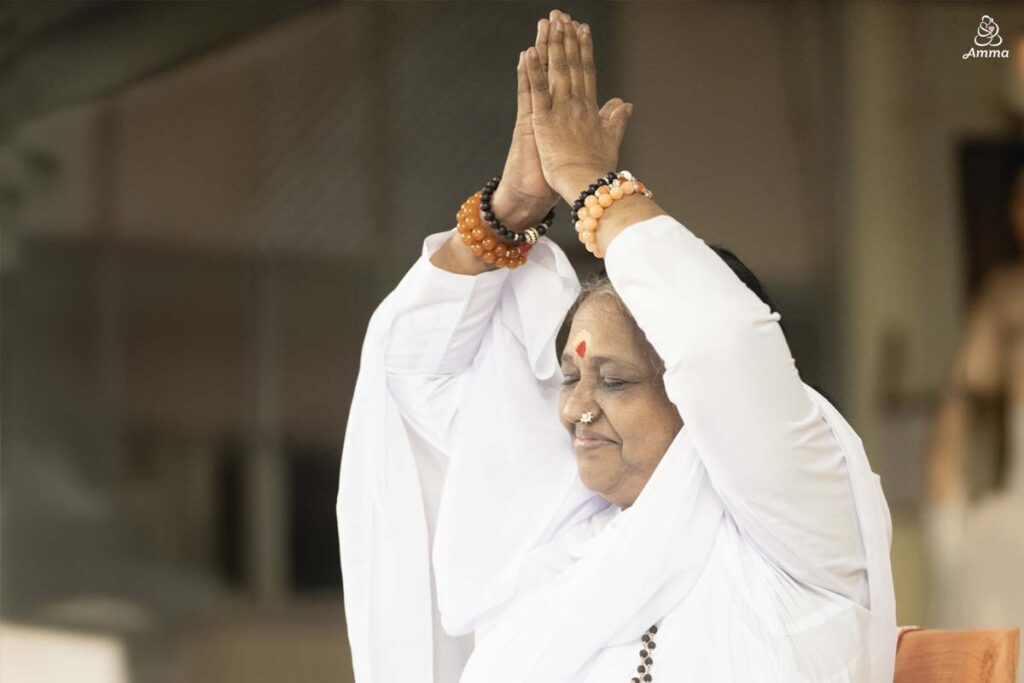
338, 11, 896, 682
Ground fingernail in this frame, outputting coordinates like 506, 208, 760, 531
582, 23, 590, 35
518, 52, 524, 68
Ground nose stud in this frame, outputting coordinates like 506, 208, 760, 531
580, 411, 595, 424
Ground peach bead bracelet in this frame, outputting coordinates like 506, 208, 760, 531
455, 191, 530, 269
573, 170, 653, 258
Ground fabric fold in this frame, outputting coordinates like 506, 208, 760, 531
339, 230, 580, 683
432, 236, 585, 635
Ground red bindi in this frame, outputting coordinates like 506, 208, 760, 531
575, 340, 587, 358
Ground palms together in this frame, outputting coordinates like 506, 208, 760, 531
499, 11, 632, 221
523, 18, 632, 200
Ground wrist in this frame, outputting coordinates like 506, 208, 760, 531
489, 185, 558, 231
552, 165, 611, 205
437, 231, 497, 274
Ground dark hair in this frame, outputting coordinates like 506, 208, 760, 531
707, 245, 778, 313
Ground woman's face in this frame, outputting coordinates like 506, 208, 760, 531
559, 294, 683, 508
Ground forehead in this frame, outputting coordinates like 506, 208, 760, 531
565, 296, 644, 360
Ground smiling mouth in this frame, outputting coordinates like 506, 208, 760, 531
573, 436, 615, 449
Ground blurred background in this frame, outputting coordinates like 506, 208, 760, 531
2, 1, 1023, 681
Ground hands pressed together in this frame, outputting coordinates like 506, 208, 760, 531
493, 9, 634, 228
434, 9, 663, 274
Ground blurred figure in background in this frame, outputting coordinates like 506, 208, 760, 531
927, 157, 1024, 634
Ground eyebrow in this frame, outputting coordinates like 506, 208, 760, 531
559, 353, 641, 371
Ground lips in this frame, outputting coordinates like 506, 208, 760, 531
573, 428, 617, 448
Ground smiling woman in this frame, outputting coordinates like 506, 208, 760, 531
337, 8, 897, 683
558, 253, 778, 510
559, 282, 682, 508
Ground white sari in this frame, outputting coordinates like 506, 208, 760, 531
337, 215, 897, 682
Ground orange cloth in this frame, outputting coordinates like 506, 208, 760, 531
894, 627, 1020, 682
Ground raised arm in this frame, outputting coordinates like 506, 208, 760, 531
340, 14, 603, 681
383, 11, 579, 442
523, 16, 866, 597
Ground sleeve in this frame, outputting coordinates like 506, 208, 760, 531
603, 215, 867, 601
382, 230, 511, 455
338, 229, 510, 683
338, 228, 581, 682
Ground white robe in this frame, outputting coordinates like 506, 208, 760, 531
337, 215, 897, 682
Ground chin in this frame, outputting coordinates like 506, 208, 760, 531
575, 455, 619, 498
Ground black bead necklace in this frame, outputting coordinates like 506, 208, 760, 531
480, 176, 555, 244
630, 623, 658, 682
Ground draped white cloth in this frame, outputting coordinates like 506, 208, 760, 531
337, 215, 897, 682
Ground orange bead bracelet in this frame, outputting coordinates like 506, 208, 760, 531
455, 192, 530, 269
573, 170, 653, 258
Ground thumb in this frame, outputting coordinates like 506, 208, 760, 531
598, 97, 624, 122
516, 51, 533, 121
605, 101, 633, 144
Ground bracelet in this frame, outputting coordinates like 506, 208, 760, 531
572, 170, 653, 257
455, 177, 556, 269
455, 191, 528, 268
480, 176, 555, 245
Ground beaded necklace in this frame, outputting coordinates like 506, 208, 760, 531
629, 624, 658, 682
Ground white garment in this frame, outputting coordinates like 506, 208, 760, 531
337, 215, 897, 682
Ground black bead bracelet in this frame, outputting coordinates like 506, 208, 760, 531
572, 171, 619, 226
480, 176, 555, 245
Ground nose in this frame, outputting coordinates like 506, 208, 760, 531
560, 378, 600, 425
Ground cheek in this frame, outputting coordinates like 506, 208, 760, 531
612, 391, 681, 466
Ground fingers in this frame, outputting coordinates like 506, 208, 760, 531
516, 51, 532, 120
604, 101, 634, 145
536, 19, 549, 68
548, 8, 570, 22
598, 97, 624, 122
538, 11, 576, 69
563, 15, 585, 98
525, 47, 552, 113
546, 20, 571, 99
579, 23, 597, 102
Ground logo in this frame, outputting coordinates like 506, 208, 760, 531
964, 15, 1009, 59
